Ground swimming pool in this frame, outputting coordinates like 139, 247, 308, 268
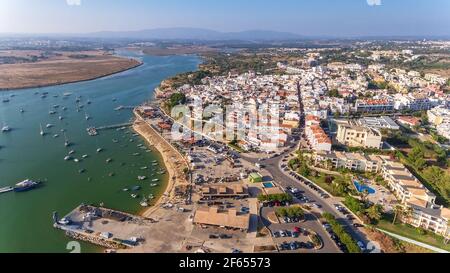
263, 182, 275, 188
354, 181, 376, 194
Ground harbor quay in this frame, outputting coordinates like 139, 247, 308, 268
53, 205, 157, 250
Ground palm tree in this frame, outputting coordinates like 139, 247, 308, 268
367, 204, 383, 222
402, 206, 414, 223
392, 205, 404, 225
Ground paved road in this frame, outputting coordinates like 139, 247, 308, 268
260, 207, 341, 253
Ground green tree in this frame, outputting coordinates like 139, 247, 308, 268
366, 204, 383, 223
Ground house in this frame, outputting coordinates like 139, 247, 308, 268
396, 116, 421, 127
193, 207, 250, 231
355, 99, 394, 113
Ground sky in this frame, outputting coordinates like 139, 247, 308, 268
0, 0, 449, 37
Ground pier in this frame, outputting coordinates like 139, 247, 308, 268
86, 122, 133, 136
54, 205, 155, 249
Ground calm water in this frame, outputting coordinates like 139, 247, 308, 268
0, 51, 200, 253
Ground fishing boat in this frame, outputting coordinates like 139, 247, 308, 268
0, 186, 14, 194
13, 180, 40, 192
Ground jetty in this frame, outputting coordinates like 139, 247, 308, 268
86, 122, 133, 136
54, 204, 154, 249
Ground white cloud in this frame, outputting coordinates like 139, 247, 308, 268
66, 0, 82, 6
367, 0, 382, 6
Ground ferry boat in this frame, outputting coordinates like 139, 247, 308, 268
0, 186, 14, 194
14, 180, 40, 192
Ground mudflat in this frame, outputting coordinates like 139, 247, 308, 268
0, 50, 142, 90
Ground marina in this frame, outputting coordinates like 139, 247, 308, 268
0, 53, 200, 252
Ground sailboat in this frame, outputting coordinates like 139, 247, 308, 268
40, 124, 45, 136
64, 132, 71, 147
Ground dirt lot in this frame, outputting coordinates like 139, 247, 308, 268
0, 50, 141, 90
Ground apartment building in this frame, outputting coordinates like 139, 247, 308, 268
305, 124, 332, 152
355, 98, 395, 113
336, 123, 383, 149
314, 151, 384, 173
381, 160, 450, 239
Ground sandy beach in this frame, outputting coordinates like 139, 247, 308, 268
0, 50, 142, 91
132, 112, 190, 218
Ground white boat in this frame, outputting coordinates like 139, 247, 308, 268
152, 179, 159, 182
53, 134, 59, 138
1, 125, 11, 132
138, 176, 147, 181
59, 116, 63, 121
82, 154, 88, 159
96, 148, 103, 153
58, 218, 71, 225
106, 158, 112, 163
0, 186, 14, 194
64, 156, 71, 161
69, 150, 75, 155
140, 201, 149, 207
46, 124, 53, 128
74, 158, 80, 163
63, 92, 72, 97
150, 184, 158, 187
40, 124, 45, 136
49, 111, 56, 115
131, 194, 139, 199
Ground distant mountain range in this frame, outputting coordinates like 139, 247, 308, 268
85, 27, 304, 41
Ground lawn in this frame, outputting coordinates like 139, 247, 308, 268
305, 173, 351, 197
377, 216, 450, 252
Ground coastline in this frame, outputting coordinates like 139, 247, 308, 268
132, 110, 190, 218
0, 59, 143, 92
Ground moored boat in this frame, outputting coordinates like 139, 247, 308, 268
13, 180, 40, 192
